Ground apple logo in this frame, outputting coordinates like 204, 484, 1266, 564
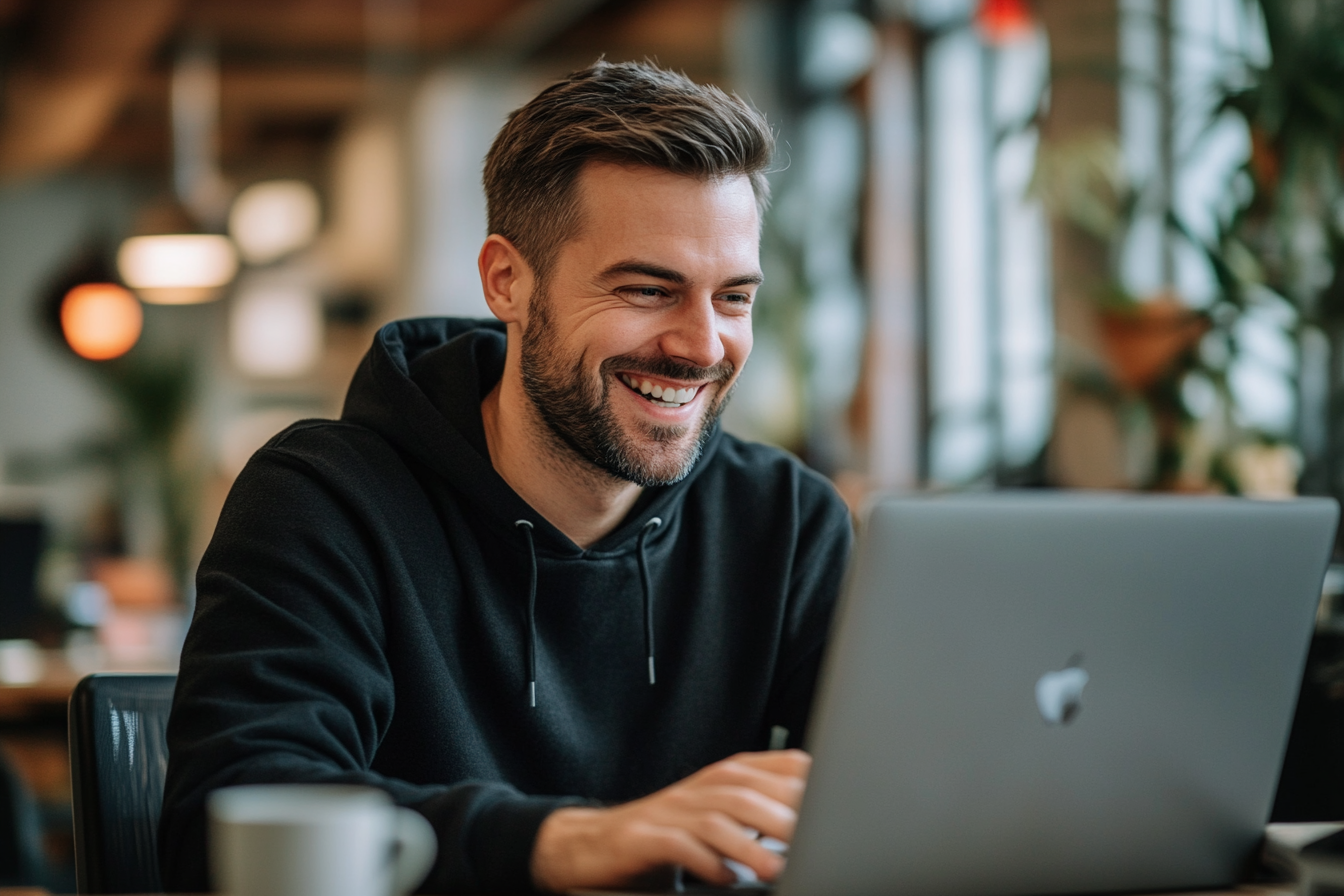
1035, 654, 1088, 725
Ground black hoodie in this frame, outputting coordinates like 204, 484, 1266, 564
159, 318, 852, 893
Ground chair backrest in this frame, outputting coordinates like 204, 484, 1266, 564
68, 673, 177, 894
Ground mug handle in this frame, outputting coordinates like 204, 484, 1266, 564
389, 807, 437, 895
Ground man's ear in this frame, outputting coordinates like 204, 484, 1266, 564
478, 234, 535, 325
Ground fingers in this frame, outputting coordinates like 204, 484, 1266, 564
529, 751, 814, 892
638, 750, 810, 878
686, 811, 787, 881
692, 750, 811, 814
725, 748, 812, 776
702, 750, 811, 790
622, 809, 784, 884
669, 782, 798, 843
638, 823, 738, 886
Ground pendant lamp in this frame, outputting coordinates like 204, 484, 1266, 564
116, 201, 238, 305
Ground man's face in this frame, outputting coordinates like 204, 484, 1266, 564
519, 162, 760, 487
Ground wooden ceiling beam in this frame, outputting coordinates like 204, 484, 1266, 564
0, 0, 26, 26
215, 68, 366, 112
0, 0, 182, 179
470, 0, 617, 64
118, 68, 369, 114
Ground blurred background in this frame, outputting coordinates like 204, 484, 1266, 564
0, 0, 1342, 886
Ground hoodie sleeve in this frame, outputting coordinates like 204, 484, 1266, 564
764, 467, 854, 748
158, 429, 572, 894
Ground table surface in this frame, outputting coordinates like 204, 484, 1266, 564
0, 648, 176, 720
0, 891, 1296, 896
565, 887, 1294, 896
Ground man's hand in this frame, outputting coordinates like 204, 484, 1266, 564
530, 749, 810, 892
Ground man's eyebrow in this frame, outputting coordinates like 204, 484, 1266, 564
599, 260, 764, 289
599, 261, 689, 285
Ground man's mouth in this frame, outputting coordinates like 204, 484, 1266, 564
619, 373, 702, 409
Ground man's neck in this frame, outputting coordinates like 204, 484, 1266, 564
480, 378, 643, 550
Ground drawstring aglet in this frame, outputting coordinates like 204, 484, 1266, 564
637, 517, 663, 689
529, 681, 536, 708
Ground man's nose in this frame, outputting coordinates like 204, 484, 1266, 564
661, 294, 725, 371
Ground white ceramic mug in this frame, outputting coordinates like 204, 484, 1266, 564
208, 784, 437, 896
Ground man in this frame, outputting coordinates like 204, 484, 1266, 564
160, 60, 852, 893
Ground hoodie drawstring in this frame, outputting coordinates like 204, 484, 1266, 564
515, 515, 663, 707
637, 517, 663, 685
515, 520, 538, 708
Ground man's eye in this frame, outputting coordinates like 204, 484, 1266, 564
622, 286, 665, 300
720, 292, 752, 304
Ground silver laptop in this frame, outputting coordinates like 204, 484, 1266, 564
781, 492, 1337, 896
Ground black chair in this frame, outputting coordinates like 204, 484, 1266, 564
0, 748, 49, 887
68, 673, 177, 894
1273, 630, 1344, 821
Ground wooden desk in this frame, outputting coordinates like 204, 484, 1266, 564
0, 658, 83, 721
0, 647, 176, 887
567, 886, 1294, 896
0, 891, 1299, 896
0, 648, 175, 721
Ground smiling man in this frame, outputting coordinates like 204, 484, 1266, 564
160, 61, 852, 894
480, 160, 760, 549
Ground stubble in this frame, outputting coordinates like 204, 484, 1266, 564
518, 289, 735, 487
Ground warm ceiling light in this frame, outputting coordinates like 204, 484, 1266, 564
229, 284, 324, 379
117, 234, 238, 304
975, 0, 1035, 44
229, 180, 322, 265
60, 283, 143, 360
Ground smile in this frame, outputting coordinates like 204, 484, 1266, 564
619, 373, 701, 408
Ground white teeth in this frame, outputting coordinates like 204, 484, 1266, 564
621, 374, 698, 407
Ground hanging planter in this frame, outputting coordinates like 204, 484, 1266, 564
1097, 296, 1211, 395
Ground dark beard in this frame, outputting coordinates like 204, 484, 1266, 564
519, 291, 735, 487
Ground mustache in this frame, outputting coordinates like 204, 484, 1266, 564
600, 353, 736, 385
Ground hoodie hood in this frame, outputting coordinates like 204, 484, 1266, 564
340, 317, 723, 557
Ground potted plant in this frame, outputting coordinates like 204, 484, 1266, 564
1201, 0, 1344, 499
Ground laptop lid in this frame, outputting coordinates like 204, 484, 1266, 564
781, 493, 1338, 896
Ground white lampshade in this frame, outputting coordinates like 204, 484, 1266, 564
229, 284, 324, 379
117, 234, 238, 304
229, 180, 322, 265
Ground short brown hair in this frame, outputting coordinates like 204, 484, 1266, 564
483, 60, 774, 281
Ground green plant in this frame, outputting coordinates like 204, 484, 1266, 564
1032, 131, 1226, 490
6, 343, 202, 599
1196, 0, 1344, 494
97, 352, 201, 593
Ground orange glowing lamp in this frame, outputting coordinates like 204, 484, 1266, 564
975, 0, 1035, 44
60, 283, 143, 360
